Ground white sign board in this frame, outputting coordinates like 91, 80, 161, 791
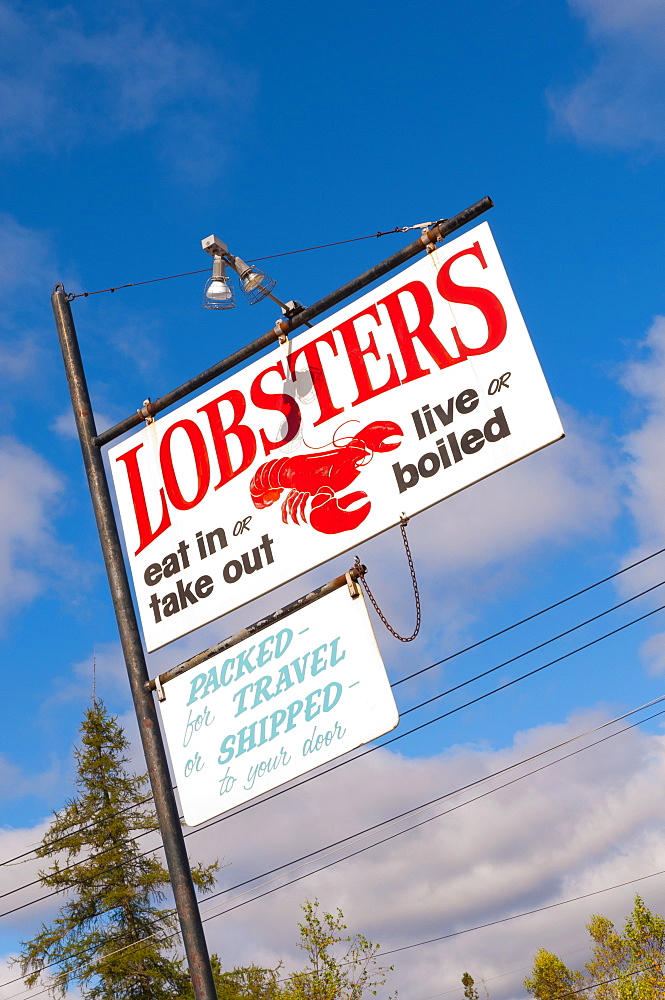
109, 222, 563, 651
158, 585, 398, 826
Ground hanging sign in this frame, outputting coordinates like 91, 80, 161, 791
157, 584, 398, 825
109, 222, 564, 651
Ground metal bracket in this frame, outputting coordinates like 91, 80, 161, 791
274, 318, 289, 345
421, 228, 437, 253
275, 301, 310, 342
138, 398, 155, 425
281, 299, 305, 319
154, 674, 166, 702
346, 570, 362, 599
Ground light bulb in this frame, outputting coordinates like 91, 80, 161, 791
202, 255, 236, 310
237, 262, 277, 303
241, 269, 265, 292
207, 279, 233, 301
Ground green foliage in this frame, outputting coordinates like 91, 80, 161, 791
16, 701, 396, 1000
280, 899, 394, 1000
524, 949, 584, 999
181, 955, 282, 1000
16, 709, 393, 1000
585, 896, 665, 1000
16, 699, 218, 1000
195, 900, 392, 1000
461, 972, 479, 999
524, 896, 665, 999
212, 956, 281, 1000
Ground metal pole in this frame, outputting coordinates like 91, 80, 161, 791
94, 196, 493, 447
51, 286, 218, 1000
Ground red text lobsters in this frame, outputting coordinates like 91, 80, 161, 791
249, 421, 403, 534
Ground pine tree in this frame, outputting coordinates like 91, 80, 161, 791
17, 699, 218, 1000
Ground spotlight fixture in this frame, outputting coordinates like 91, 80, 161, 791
231, 256, 277, 305
200, 233, 312, 325
201, 234, 279, 310
202, 254, 235, 310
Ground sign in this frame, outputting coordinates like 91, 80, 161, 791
157, 585, 398, 826
109, 222, 564, 651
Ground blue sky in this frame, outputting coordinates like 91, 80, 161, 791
1, 1, 665, 998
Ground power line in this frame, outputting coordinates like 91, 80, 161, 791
3, 590, 663, 923
76, 835, 665, 995
181, 597, 665, 835
393, 544, 665, 688
4, 701, 664, 999
374, 875, 665, 959
122, 706, 665, 930
195, 708, 665, 927
411, 947, 592, 1000
160, 703, 665, 927
399, 576, 665, 718
3, 596, 664, 998
413, 956, 661, 1000
3, 925, 183, 1000
0, 588, 665, 932
2, 563, 663, 942
0, 792, 155, 869
0, 820, 164, 905
549, 964, 662, 999
3, 543, 663, 872
406, 959, 664, 1000
67, 224, 428, 300
8, 911, 662, 1000
1, 696, 665, 996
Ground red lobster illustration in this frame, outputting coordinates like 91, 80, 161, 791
249, 420, 403, 535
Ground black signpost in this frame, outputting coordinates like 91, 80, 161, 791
51, 196, 492, 1000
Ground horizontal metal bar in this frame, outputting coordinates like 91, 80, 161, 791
147, 563, 366, 691
94, 196, 493, 448
276, 196, 494, 336
95, 328, 277, 447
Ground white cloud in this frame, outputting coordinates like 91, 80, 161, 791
620, 316, 665, 543
43, 642, 131, 708
2, 706, 664, 1000
50, 411, 78, 440
0, 213, 57, 295
0, 340, 45, 383
409, 402, 617, 571
0, 435, 72, 617
347, 402, 619, 659
175, 707, 665, 1000
0, 215, 98, 622
550, 0, 665, 152
0, 820, 50, 922
51, 407, 115, 441
615, 316, 665, 603
641, 633, 665, 677
0, 2, 251, 160
0, 213, 69, 417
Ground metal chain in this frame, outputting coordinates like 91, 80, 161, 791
355, 518, 421, 642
